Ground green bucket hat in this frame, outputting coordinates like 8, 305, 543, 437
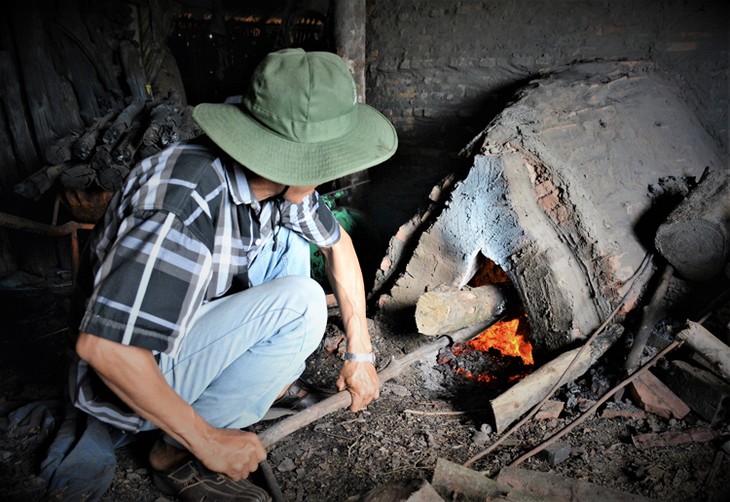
192, 48, 398, 186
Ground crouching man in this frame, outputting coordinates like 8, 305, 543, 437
70, 48, 397, 501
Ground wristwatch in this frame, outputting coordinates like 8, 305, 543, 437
344, 352, 376, 364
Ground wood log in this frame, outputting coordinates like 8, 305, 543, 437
45, 133, 79, 165
102, 98, 145, 148
112, 122, 144, 167
655, 169, 730, 281
415, 285, 507, 336
142, 93, 183, 150
496, 466, 655, 502
489, 324, 623, 433
258, 320, 497, 448
60, 164, 96, 190
13, 164, 66, 201
676, 321, 730, 382
90, 146, 113, 172
97, 163, 130, 192
431, 458, 544, 502
73, 111, 116, 161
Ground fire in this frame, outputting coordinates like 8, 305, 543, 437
466, 316, 534, 366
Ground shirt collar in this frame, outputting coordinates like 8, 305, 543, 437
223, 160, 261, 211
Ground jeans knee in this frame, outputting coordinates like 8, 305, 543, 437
281, 276, 327, 346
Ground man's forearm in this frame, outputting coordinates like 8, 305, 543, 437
75, 332, 211, 453
320, 231, 371, 352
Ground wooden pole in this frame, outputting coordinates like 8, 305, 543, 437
258, 319, 497, 448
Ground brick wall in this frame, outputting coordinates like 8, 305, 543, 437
365, 0, 728, 234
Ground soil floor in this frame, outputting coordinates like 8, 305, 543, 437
1, 272, 729, 502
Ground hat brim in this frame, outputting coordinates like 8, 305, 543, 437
192, 103, 398, 186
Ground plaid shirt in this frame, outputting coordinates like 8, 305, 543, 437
70, 139, 340, 431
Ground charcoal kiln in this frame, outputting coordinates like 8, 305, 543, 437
373, 60, 727, 358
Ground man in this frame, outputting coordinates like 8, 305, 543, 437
70, 48, 397, 500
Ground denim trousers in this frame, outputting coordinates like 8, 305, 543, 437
140, 227, 326, 438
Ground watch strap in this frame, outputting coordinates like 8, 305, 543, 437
344, 352, 376, 364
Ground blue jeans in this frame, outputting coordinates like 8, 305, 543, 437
140, 227, 326, 437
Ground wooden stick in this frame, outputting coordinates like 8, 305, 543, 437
623, 263, 674, 376
508, 339, 683, 467
676, 321, 730, 382
463, 253, 653, 467
489, 324, 623, 433
258, 319, 497, 448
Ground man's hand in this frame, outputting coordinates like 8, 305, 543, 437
193, 428, 266, 481
336, 361, 380, 412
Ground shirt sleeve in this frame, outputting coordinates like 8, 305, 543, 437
79, 209, 213, 357
281, 191, 341, 247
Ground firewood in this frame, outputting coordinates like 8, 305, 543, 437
631, 427, 717, 450
102, 98, 145, 148
496, 466, 655, 502
489, 324, 623, 433
415, 285, 506, 336
655, 169, 730, 281
97, 163, 130, 192
142, 94, 183, 153
73, 110, 116, 161
13, 163, 66, 200
90, 146, 113, 172
663, 359, 730, 424
45, 132, 79, 165
112, 121, 143, 166
59, 164, 96, 190
676, 321, 730, 382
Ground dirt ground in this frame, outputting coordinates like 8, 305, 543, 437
1, 272, 729, 502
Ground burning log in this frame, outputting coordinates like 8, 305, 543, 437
655, 169, 730, 282
676, 321, 730, 382
415, 285, 506, 336
102, 97, 145, 149
489, 324, 623, 433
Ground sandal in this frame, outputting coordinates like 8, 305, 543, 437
262, 378, 327, 420
152, 459, 272, 502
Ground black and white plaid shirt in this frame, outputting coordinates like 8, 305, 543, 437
70, 138, 340, 431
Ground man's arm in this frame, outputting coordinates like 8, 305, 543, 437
75, 332, 266, 479
319, 229, 380, 412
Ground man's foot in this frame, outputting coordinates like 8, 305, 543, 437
149, 439, 192, 473
263, 379, 326, 420
152, 458, 272, 501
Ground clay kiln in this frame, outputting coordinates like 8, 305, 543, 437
373, 60, 726, 356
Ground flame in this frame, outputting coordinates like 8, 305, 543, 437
467, 316, 534, 365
